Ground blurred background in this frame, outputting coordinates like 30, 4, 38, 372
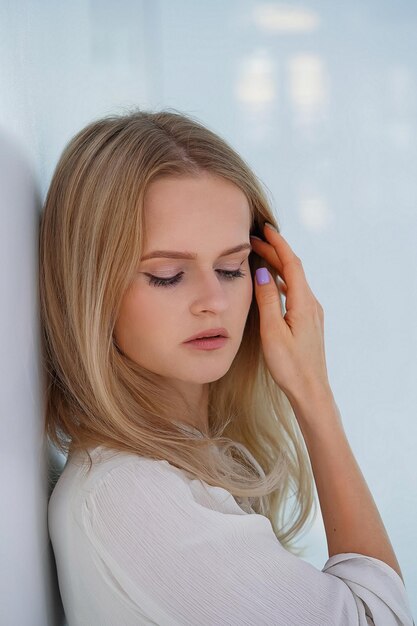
0, 1, 416, 624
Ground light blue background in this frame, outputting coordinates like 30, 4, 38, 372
0, 1, 415, 623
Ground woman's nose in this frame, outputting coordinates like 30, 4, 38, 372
189, 272, 229, 312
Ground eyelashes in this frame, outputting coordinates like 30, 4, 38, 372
146, 269, 247, 288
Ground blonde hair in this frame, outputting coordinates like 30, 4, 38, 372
39, 107, 317, 555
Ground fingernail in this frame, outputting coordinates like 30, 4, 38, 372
264, 222, 277, 232
250, 235, 262, 241
256, 267, 270, 285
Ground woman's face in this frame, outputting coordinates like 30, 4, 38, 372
113, 172, 253, 395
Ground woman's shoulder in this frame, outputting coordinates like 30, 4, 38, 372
54, 445, 181, 497
47, 445, 196, 552
48, 446, 175, 522
48, 444, 253, 523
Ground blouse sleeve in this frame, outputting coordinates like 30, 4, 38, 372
80, 458, 414, 626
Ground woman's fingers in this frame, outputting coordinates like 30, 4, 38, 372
251, 224, 315, 311
250, 236, 283, 274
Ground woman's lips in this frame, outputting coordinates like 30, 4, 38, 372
184, 336, 228, 350
183, 327, 229, 342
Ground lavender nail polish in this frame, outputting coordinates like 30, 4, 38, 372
256, 267, 270, 285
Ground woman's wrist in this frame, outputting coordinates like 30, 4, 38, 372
285, 383, 342, 437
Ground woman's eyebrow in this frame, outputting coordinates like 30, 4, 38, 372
141, 243, 252, 261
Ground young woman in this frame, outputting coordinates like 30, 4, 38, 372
40, 109, 414, 625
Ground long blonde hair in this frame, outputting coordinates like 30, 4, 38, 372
39, 108, 317, 555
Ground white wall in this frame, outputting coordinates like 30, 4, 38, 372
0, 1, 416, 624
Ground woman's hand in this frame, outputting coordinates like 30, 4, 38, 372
250, 223, 332, 405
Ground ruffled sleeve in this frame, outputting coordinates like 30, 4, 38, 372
322, 553, 414, 625
80, 458, 414, 626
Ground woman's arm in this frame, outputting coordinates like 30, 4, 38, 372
289, 385, 404, 583
251, 224, 405, 584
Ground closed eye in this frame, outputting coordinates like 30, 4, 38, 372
145, 269, 246, 288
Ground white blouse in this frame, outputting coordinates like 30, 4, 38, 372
48, 444, 414, 626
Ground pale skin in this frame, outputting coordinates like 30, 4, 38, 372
114, 172, 404, 583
